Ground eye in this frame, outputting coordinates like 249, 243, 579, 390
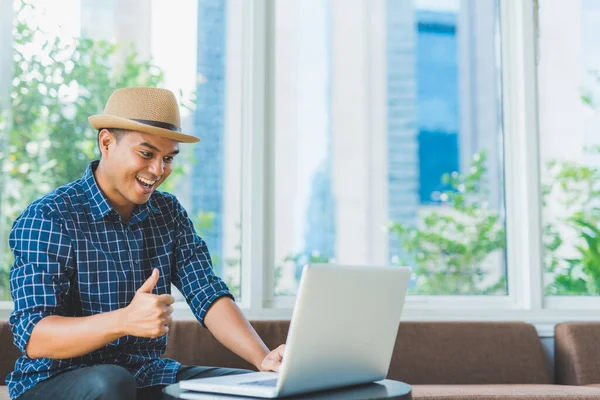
164, 156, 174, 163
139, 151, 152, 159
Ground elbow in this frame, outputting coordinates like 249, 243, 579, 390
25, 328, 55, 360
24, 341, 43, 360
25, 338, 73, 360
23, 315, 56, 359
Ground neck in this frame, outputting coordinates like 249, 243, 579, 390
94, 161, 135, 222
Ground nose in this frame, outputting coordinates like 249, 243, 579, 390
148, 158, 164, 177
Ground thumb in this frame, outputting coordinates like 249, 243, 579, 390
138, 269, 159, 293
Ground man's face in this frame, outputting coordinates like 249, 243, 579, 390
98, 130, 180, 209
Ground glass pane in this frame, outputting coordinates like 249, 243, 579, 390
538, 0, 600, 296
0, 0, 242, 301
273, 0, 507, 296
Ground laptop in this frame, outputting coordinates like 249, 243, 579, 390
179, 264, 411, 398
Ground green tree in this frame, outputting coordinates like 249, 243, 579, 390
389, 150, 507, 295
542, 148, 600, 295
542, 72, 600, 295
0, 1, 164, 299
386, 145, 600, 296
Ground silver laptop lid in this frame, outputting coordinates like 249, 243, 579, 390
277, 264, 411, 397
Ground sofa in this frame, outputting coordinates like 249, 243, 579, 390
554, 322, 600, 388
2, 320, 600, 399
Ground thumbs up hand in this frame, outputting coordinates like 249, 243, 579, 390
121, 269, 175, 338
138, 268, 160, 294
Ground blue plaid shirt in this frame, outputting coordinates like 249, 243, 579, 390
6, 161, 232, 399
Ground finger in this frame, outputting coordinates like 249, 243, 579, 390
163, 305, 173, 316
154, 325, 169, 338
266, 359, 281, 372
276, 344, 286, 357
158, 294, 175, 305
138, 269, 159, 293
271, 345, 284, 361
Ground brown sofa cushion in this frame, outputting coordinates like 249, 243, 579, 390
166, 320, 553, 385
388, 322, 553, 385
0, 322, 20, 385
0, 319, 554, 393
164, 320, 290, 370
555, 322, 600, 386
412, 384, 600, 400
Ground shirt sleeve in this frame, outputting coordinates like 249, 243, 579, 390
170, 200, 233, 328
8, 205, 74, 356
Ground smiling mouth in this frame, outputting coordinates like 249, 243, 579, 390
136, 175, 157, 189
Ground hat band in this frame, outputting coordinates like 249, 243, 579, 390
130, 118, 182, 133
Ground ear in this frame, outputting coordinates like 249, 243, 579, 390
98, 129, 115, 158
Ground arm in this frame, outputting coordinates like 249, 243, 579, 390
204, 297, 270, 370
171, 200, 284, 371
26, 269, 174, 360
25, 311, 126, 359
9, 205, 81, 359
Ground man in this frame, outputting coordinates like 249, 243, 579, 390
7, 87, 284, 400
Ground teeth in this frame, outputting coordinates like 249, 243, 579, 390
137, 176, 156, 186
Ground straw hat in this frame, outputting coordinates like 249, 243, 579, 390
88, 87, 199, 143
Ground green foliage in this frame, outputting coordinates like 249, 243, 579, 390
274, 251, 331, 296
0, 3, 246, 304
223, 222, 242, 299
192, 210, 216, 239
190, 211, 241, 299
581, 70, 600, 109
386, 142, 600, 296
0, 1, 164, 299
389, 150, 507, 295
543, 147, 600, 295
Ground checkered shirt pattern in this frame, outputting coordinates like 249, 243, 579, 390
6, 161, 232, 399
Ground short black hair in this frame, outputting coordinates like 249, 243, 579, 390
96, 128, 129, 153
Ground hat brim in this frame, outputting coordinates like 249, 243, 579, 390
88, 115, 200, 143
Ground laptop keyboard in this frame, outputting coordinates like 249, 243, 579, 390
239, 379, 278, 387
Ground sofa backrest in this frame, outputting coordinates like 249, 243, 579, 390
164, 320, 290, 370
387, 322, 552, 384
0, 320, 552, 386
0, 321, 20, 384
165, 320, 552, 385
555, 322, 600, 385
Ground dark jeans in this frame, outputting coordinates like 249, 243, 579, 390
18, 364, 252, 400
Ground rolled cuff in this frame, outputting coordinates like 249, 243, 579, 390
189, 280, 234, 328
10, 311, 49, 356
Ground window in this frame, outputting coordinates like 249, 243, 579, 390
272, 0, 506, 297
538, 0, 600, 297
0, 0, 243, 301
1, 0, 598, 325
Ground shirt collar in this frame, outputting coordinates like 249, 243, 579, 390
82, 161, 161, 222
82, 161, 113, 221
